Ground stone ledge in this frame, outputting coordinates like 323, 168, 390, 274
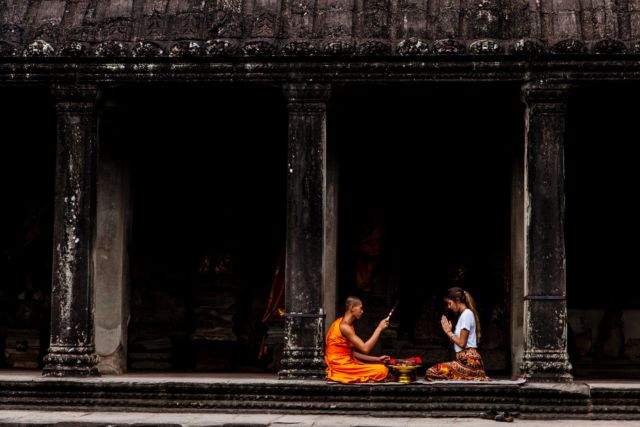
0, 375, 638, 419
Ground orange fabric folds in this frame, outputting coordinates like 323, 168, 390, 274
324, 317, 389, 383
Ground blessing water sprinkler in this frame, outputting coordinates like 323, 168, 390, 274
385, 300, 399, 322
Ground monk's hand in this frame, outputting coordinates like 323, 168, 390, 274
378, 355, 390, 363
378, 319, 389, 330
440, 315, 452, 334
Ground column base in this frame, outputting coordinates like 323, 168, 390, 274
522, 349, 573, 382
279, 349, 325, 380
42, 345, 100, 377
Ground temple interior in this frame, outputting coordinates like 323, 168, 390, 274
0, 83, 638, 378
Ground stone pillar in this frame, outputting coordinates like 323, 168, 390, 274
43, 84, 100, 377
520, 82, 573, 382
279, 83, 331, 380
510, 136, 526, 378
93, 95, 131, 374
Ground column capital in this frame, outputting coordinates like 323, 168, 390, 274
52, 83, 99, 113
283, 83, 331, 105
521, 82, 571, 106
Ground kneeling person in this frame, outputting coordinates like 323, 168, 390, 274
325, 296, 390, 383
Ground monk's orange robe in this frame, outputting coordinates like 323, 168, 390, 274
324, 317, 389, 383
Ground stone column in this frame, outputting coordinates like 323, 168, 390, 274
520, 82, 573, 382
43, 84, 100, 377
279, 83, 331, 380
93, 95, 131, 374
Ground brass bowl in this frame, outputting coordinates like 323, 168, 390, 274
389, 364, 419, 384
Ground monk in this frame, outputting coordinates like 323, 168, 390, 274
325, 296, 390, 383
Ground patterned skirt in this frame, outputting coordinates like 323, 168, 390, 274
424, 348, 490, 381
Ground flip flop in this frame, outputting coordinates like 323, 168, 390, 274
495, 411, 514, 422
481, 409, 498, 419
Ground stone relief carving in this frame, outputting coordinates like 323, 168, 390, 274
98, 18, 132, 41
33, 21, 61, 44
357, 40, 391, 55
143, 11, 166, 39
209, 10, 243, 38
471, 0, 501, 39
169, 40, 202, 56
242, 40, 275, 55
469, 38, 501, 54
0, 40, 16, 56
551, 39, 586, 54
396, 38, 431, 55
281, 41, 317, 56
173, 12, 204, 39
511, 38, 545, 55
23, 39, 55, 57
93, 40, 126, 57
251, 11, 277, 37
592, 38, 627, 54
204, 39, 237, 55
0, 24, 24, 44
363, 0, 390, 38
433, 38, 466, 54
131, 41, 164, 57
59, 42, 88, 57
322, 40, 355, 55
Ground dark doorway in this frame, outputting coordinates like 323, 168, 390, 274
0, 87, 56, 370
330, 83, 522, 375
118, 84, 287, 372
565, 83, 640, 378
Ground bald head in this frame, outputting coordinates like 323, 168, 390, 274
345, 296, 362, 312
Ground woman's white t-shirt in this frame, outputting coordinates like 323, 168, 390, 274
454, 308, 477, 352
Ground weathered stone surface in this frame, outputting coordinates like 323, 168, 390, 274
521, 82, 573, 383
43, 83, 100, 377
0, 376, 639, 419
1, 0, 640, 58
280, 83, 331, 380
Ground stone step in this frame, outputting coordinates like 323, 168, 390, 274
0, 375, 639, 419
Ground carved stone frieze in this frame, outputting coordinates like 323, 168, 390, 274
208, 10, 243, 38
204, 39, 237, 56
552, 39, 586, 54
511, 38, 545, 55
322, 40, 354, 55
169, 41, 202, 57
141, 11, 165, 39
93, 41, 126, 57
470, 0, 502, 38
363, 0, 390, 38
251, 11, 278, 38
433, 38, 466, 54
396, 38, 430, 55
469, 39, 501, 54
33, 21, 61, 44
59, 42, 88, 57
98, 18, 132, 41
131, 41, 164, 57
0, 24, 24, 44
281, 41, 318, 56
242, 40, 275, 56
0, 41, 16, 56
357, 40, 391, 55
172, 12, 204, 40
592, 38, 627, 54
23, 39, 55, 57
67, 25, 96, 43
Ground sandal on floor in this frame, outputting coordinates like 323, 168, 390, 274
481, 409, 498, 419
495, 411, 514, 422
